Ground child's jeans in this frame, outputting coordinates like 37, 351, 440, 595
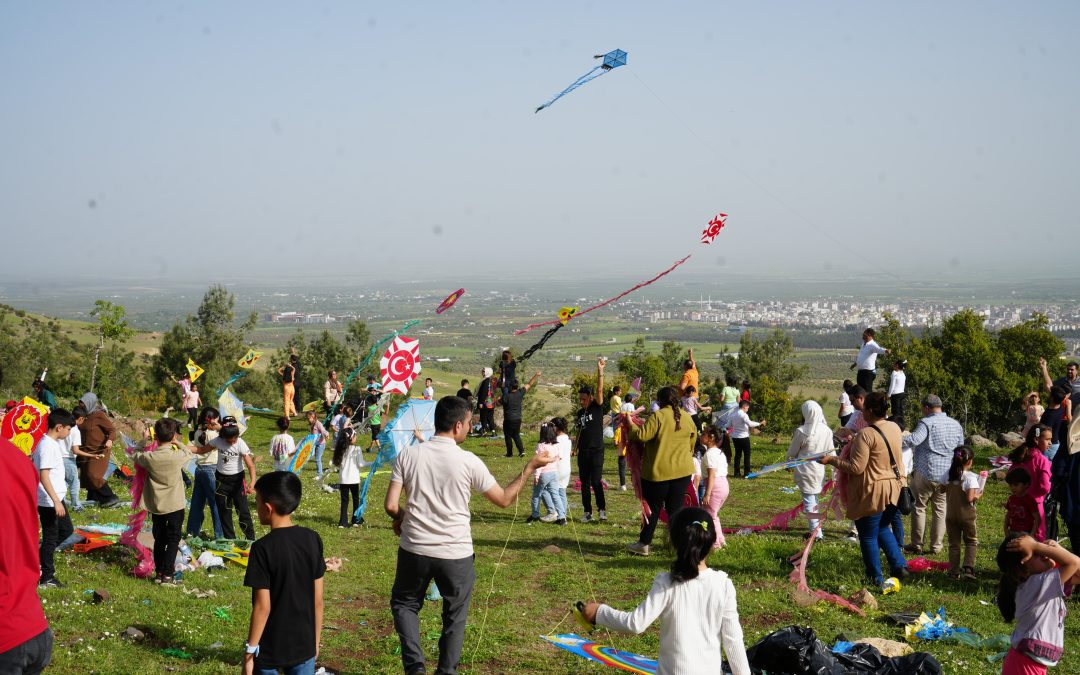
802, 492, 823, 539
255, 655, 316, 675
531, 472, 562, 518
313, 439, 327, 477
215, 471, 255, 540
63, 457, 83, 509
38, 503, 73, 582
186, 465, 223, 539
151, 509, 185, 578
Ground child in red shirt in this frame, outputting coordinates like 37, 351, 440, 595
1005, 468, 1042, 540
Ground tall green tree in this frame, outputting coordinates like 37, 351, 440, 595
89, 300, 135, 393
151, 285, 257, 404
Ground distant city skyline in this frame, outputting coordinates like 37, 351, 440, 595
2, 2, 1078, 282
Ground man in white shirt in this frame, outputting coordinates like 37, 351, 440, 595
887, 360, 908, 430
385, 396, 555, 675
851, 328, 889, 394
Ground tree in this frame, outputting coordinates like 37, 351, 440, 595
151, 285, 257, 404
718, 329, 807, 390
89, 300, 135, 393
614, 338, 673, 403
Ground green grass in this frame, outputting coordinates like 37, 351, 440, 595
44, 412, 1079, 674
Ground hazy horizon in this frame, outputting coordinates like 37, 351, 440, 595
3, 2, 1077, 282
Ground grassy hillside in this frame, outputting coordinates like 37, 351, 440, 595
39, 410, 1074, 674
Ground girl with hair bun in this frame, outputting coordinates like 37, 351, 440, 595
581, 507, 750, 675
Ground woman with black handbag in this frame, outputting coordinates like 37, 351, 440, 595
822, 391, 910, 589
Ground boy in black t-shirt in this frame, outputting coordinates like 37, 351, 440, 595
244, 472, 325, 674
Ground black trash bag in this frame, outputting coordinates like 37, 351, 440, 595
746, 625, 843, 675
881, 652, 942, 675
747, 625, 943, 675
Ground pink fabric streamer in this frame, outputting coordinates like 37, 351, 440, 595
907, 556, 951, 573
120, 440, 157, 579
722, 480, 835, 534
617, 413, 649, 522
787, 490, 866, 617
513, 255, 693, 335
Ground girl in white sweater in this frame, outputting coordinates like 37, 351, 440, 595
582, 507, 751, 675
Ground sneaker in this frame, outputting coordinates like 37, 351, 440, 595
525, 516, 538, 524
891, 566, 911, 581
598, 510, 608, 522
539, 513, 558, 523
903, 543, 923, 554
38, 578, 64, 589
843, 535, 859, 544
556, 518, 567, 525
321, 484, 337, 494
619, 485, 627, 491
315, 474, 323, 481
961, 566, 977, 581
581, 513, 593, 523
627, 541, 650, 556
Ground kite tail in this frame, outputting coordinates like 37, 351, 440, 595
215, 371, 247, 398
535, 65, 606, 112
324, 319, 422, 426
787, 484, 865, 617
617, 413, 649, 523
513, 255, 692, 334
517, 323, 563, 364
354, 440, 399, 522
121, 440, 157, 579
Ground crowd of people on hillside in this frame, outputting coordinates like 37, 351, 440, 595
3, 327, 1080, 675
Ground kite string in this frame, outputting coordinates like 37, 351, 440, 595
469, 482, 520, 663
628, 70, 904, 283
513, 254, 693, 335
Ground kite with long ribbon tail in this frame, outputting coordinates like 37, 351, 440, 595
514, 255, 692, 335
517, 323, 564, 364
120, 435, 157, 579
535, 49, 627, 113
322, 319, 422, 426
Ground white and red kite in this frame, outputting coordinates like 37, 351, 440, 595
380, 337, 422, 395
700, 213, 727, 244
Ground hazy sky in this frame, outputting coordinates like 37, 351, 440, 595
2, 2, 1077, 283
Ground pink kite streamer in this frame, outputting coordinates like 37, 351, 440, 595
513, 255, 693, 335
907, 556, 951, 573
787, 492, 866, 617
616, 413, 649, 522
121, 440, 157, 579
722, 480, 835, 534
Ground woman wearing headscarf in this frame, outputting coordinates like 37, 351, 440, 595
786, 401, 835, 540
76, 393, 119, 507
821, 392, 908, 588
476, 367, 496, 437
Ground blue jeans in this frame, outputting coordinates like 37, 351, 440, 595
802, 492, 822, 538
854, 504, 907, 585
532, 472, 562, 518
256, 656, 315, 675
63, 457, 83, 509
186, 465, 223, 539
314, 439, 327, 477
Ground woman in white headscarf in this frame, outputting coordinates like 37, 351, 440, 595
786, 400, 835, 540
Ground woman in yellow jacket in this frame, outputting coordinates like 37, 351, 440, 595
626, 386, 698, 556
